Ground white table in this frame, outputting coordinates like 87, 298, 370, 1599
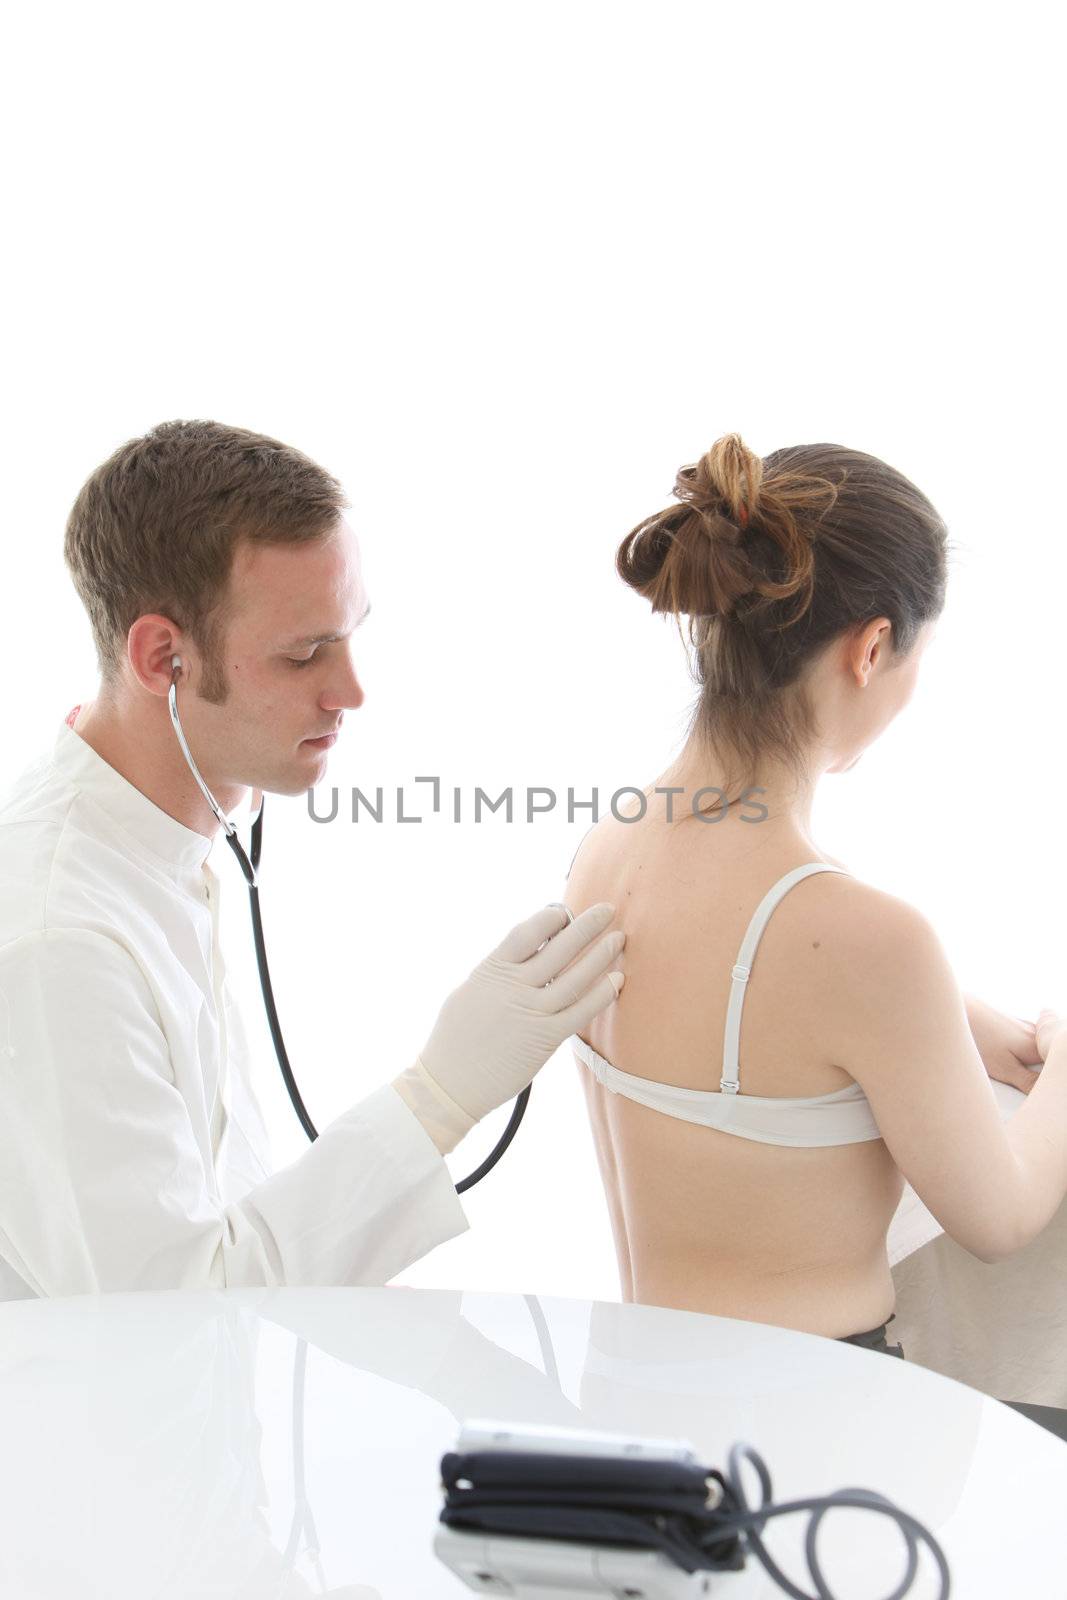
0, 1287, 1063, 1598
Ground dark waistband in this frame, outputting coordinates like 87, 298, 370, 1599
837, 1312, 904, 1357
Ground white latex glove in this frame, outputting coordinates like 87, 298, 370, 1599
392, 901, 625, 1154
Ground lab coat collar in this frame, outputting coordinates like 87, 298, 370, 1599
53, 719, 217, 879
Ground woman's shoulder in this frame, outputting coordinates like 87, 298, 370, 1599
804, 857, 929, 932
775, 858, 931, 960
774, 866, 944, 1029
563, 803, 644, 891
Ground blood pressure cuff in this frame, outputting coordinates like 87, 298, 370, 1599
439, 1450, 745, 1575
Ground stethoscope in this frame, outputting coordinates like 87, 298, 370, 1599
167, 655, 530, 1193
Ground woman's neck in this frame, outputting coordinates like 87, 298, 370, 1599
656, 737, 820, 841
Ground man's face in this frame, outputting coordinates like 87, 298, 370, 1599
190, 516, 369, 798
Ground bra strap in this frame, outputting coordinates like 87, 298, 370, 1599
720, 863, 849, 1094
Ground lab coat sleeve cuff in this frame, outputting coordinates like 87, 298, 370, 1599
391, 1057, 478, 1154
242, 1082, 470, 1286
367, 1083, 472, 1272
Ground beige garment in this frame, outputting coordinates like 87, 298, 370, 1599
885, 1079, 1067, 1407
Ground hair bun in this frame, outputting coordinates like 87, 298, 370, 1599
615, 433, 770, 620
615, 498, 755, 621
676, 434, 764, 531
689, 506, 745, 548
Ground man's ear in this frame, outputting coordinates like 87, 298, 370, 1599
126, 615, 185, 696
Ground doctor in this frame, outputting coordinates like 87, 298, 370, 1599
0, 418, 626, 1301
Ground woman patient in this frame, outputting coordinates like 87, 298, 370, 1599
564, 433, 1065, 1358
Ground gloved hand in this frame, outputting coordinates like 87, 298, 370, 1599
392, 901, 625, 1154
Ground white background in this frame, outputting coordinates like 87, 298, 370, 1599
1, 1, 1064, 1304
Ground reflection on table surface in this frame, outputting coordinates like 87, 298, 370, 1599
0, 1286, 1063, 1598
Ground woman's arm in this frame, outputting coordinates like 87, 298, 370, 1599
817, 850, 1041, 1096
820, 887, 1067, 1264
958, 992, 1042, 1095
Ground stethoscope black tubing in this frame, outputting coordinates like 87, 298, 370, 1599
229, 800, 529, 1192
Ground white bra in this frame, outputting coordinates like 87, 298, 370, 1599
571, 862, 883, 1149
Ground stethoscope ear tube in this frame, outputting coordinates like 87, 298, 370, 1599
237, 823, 320, 1144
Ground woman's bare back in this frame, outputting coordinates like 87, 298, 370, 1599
564, 794, 905, 1338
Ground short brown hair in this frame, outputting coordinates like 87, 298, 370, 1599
616, 433, 951, 801
64, 418, 349, 701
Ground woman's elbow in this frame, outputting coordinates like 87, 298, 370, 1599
965, 1216, 1025, 1266
969, 1239, 1013, 1266
933, 1205, 1023, 1265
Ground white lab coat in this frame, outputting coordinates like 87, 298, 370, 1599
0, 717, 469, 1300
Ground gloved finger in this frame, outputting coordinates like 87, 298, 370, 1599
534, 928, 626, 1013
549, 969, 626, 1037
517, 902, 617, 987
489, 903, 575, 964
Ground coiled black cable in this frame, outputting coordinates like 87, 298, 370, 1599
718, 1439, 949, 1600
